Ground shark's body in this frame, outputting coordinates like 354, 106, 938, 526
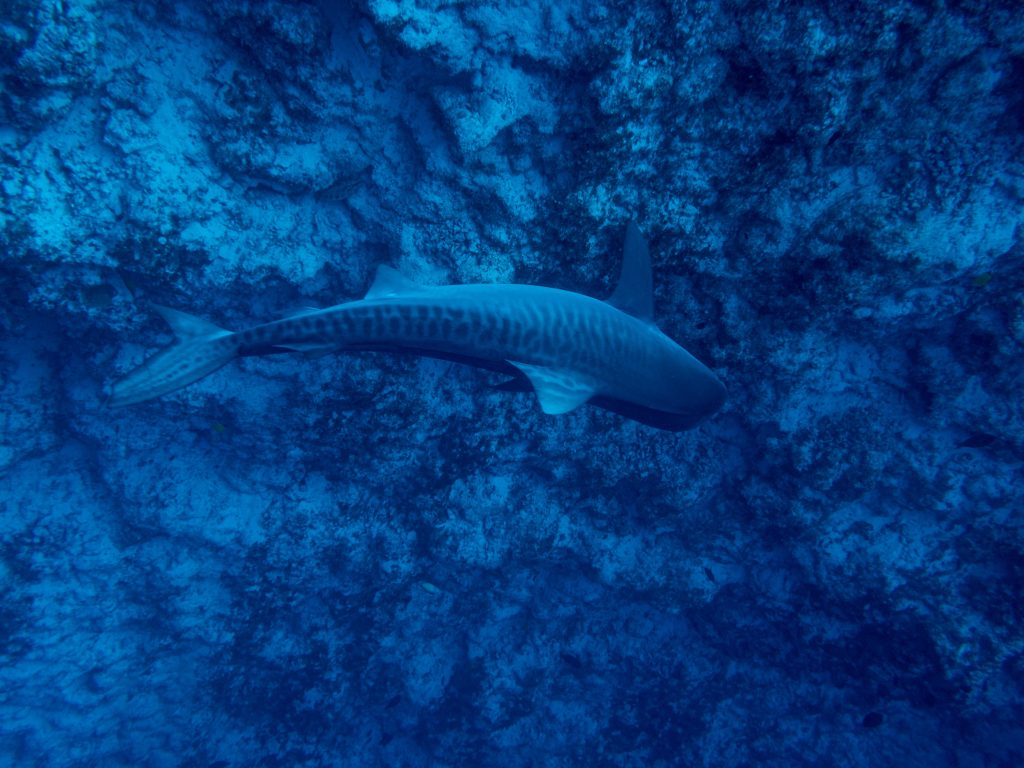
109, 223, 725, 430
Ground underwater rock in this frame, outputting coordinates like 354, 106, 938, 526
862, 711, 884, 729
1, 0, 1023, 766
3, 1, 99, 126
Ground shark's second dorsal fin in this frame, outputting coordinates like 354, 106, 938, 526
607, 221, 654, 322
282, 305, 321, 319
366, 265, 421, 300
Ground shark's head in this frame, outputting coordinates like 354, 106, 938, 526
595, 221, 726, 430
592, 331, 726, 432
651, 339, 727, 428
682, 362, 727, 421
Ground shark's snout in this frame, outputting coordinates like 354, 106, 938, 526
682, 363, 726, 422
704, 372, 727, 415
708, 376, 724, 417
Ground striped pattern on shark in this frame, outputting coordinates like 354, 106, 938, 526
108, 223, 726, 430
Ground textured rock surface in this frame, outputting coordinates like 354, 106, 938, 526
1, 0, 1022, 765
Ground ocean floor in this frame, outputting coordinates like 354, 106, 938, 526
1, 1, 1023, 766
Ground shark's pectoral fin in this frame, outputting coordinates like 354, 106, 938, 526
491, 376, 531, 393
508, 362, 597, 415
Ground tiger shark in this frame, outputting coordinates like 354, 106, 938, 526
109, 222, 726, 430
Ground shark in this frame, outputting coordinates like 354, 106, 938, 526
108, 222, 726, 430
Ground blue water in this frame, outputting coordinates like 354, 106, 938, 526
2, 1, 1022, 766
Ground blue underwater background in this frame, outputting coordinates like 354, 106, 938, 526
2, 0, 1023, 766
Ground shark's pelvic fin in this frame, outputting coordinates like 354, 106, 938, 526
607, 220, 654, 322
508, 361, 597, 415
277, 341, 339, 357
365, 265, 421, 300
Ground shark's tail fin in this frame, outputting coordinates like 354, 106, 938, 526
107, 305, 238, 408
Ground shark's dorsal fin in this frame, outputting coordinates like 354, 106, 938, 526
607, 221, 654, 322
151, 304, 229, 340
509, 361, 596, 415
366, 266, 420, 300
